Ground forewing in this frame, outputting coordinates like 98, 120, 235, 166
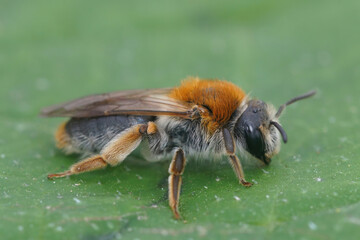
40, 88, 192, 118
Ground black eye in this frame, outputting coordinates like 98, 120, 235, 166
244, 123, 265, 160
233, 99, 269, 163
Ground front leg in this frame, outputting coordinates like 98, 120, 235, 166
222, 128, 252, 187
168, 148, 186, 219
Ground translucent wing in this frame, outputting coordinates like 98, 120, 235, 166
40, 88, 192, 118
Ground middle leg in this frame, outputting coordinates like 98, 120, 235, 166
168, 148, 186, 219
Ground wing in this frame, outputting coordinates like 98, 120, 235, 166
40, 88, 193, 118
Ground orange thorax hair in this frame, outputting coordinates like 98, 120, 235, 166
169, 77, 246, 133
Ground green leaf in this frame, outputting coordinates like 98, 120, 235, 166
1, 0, 359, 239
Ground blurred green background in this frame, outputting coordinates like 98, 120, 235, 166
1, 0, 359, 239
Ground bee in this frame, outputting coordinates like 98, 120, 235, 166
41, 77, 316, 219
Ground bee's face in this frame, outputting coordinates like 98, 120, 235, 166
234, 99, 281, 164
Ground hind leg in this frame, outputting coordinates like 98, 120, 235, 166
48, 122, 158, 179
48, 155, 107, 178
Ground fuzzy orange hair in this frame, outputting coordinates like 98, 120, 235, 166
169, 77, 246, 133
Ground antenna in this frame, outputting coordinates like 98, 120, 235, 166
275, 90, 317, 118
270, 121, 288, 143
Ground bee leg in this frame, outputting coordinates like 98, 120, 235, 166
222, 128, 252, 187
228, 155, 252, 187
48, 155, 107, 178
168, 148, 186, 219
48, 122, 158, 179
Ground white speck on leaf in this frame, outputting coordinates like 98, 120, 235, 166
15, 123, 26, 132
107, 222, 114, 229
36, 78, 49, 91
115, 191, 122, 200
215, 177, 220, 182
91, 223, 99, 231
214, 195, 222, 202
308, 221, 317, 230
282, 198, 288, 203
1, 154, 5, 159
234, 196, 241, 201
196, 226, 208, 237
18, 226, 24, 232
293, 154, 301, 162
73, 197, 81, 204
266, 195, 270, 199
17, 211, 25, 216
114, 233, 122, 240
252, 179, 258, 184
55, 226, 63, 232
262, 169, 269, 174
98, 181, 102, 185
329, 116, 336, 124
339, 137, 348, 143
315, 177, 322, 182
314, 145, 321, 153
3, 191, 10, 198
204, 186, 208, 189
349, 106, 358, 114
347, 217, 360, 225
136, 174, 143, 180
137, 215, 148, 221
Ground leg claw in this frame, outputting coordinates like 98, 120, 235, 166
241, 180, 253, 187
172, 209, 181, 220
47, 171, 71, 179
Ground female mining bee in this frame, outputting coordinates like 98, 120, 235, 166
42, 77, 316, 219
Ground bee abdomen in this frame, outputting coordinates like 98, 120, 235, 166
55, 122, 72, 150
60, 115, 154, 154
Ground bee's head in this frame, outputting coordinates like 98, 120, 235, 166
233, 91, 316, 165
234, 99, 280, 164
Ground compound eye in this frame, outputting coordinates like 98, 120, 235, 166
244, 123, 265, 160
